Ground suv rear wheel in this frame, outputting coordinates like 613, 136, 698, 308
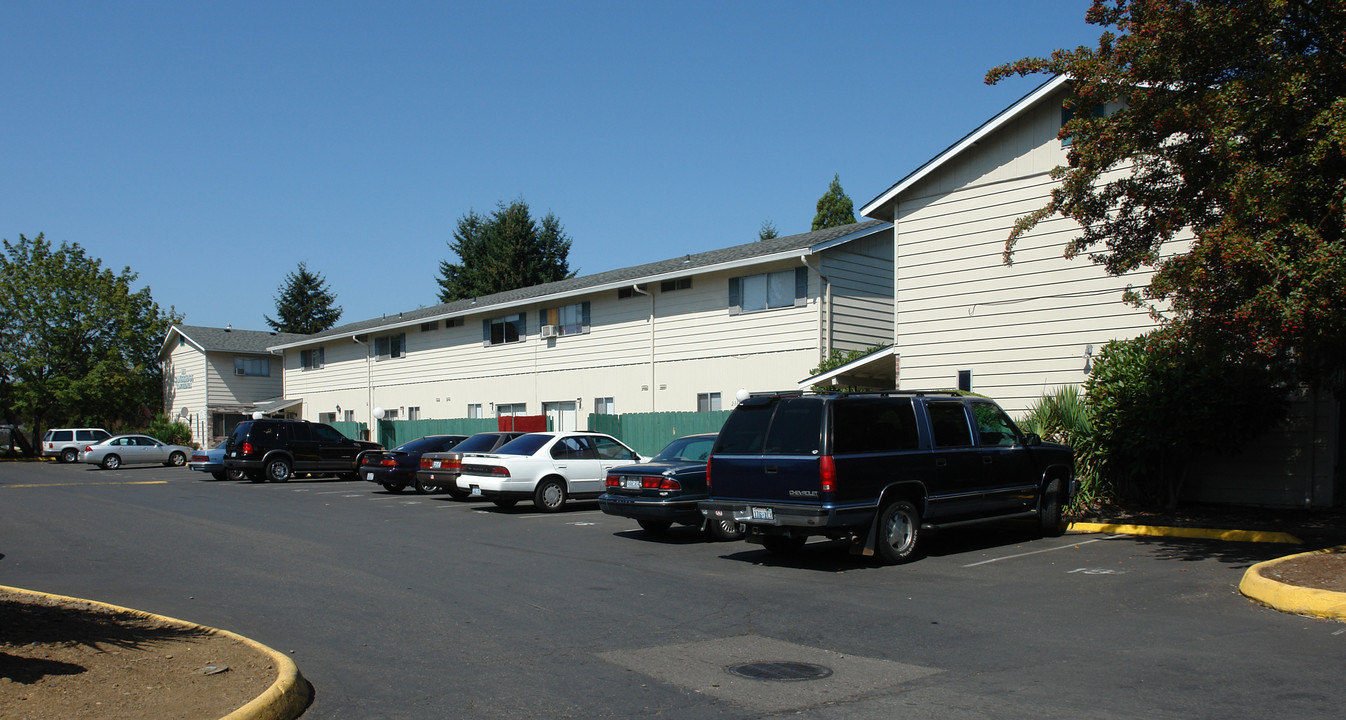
875, 499, 921, 565
60, 448, 77, 464
265, 458, 292, 482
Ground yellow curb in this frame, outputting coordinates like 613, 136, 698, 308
0, 584, 311, 720
1239, 547, 1346, 621
1068, 522, 1303, 544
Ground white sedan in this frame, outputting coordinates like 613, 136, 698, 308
456, 432, 646, 511
79, 434, 192, 470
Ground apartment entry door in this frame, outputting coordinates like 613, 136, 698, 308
543, 401, 578, 432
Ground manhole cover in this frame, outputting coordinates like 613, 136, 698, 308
726, 661, 834, 682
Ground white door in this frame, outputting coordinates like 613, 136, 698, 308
543, 401, 578, 432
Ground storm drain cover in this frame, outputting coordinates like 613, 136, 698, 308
726, 661, 834, 682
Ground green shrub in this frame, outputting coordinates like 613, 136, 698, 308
144, 414, 193, 448
1018, 385, 1107, 514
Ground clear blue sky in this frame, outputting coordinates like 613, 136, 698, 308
2, 1, 1102, 330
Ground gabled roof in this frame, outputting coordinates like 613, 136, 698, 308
162, 324, 306, 357
270, 219, 891, 351
796, 344, 898, 391
861, 75, 1068, 222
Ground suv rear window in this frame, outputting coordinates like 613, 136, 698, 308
714, 397, 824, 455
833, 397, 919, 453
50, 430, 72, 442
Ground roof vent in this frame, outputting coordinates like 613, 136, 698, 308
225, 324, 232, 332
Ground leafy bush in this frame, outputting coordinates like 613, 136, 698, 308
1018, 385, 1106, 513
143, 414, 193, 448
808, 344, 888, 392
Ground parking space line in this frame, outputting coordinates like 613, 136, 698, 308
961, 535, 1124, 567
2, 481, 169, 489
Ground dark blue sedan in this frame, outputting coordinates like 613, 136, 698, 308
361, 435, 468, 494
599, 433, 744, 540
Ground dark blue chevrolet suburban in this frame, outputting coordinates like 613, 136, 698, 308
698, 391, 1075, 564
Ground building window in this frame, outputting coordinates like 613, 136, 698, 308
483, 314, 526, 346
697, 392, 721, 412
300, 347, 325, 370
496, 402, 526, 416
382, 408, 400, 421
407, 406, 421, 421
728, 267, 807, 314
318, 412, 336, 424
594, 397, 616, 415
467, 403, 483, 419
660, 277, 691, 292
617, 285, 646, 300
539, 302, 590, 336
375, 333, 406, 360
957, 370, 972, 392
234, 356, 270, 377
420, 321, 438, 332
343, 410, 355, 423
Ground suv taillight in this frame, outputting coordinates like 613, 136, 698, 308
241, 442, 254, 457
705, 457, 712, 491
819, 455, 836, 493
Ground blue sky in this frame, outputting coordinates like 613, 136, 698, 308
2, 1, 1102, 330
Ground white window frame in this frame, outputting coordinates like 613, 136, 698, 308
234, 356, 270, 377
301, 347, 325, 371
697, 392, 722, 412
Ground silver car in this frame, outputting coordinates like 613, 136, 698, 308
79, 434, 192, 470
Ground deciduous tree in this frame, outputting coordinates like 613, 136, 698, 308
436, 199, 575, 302
987, 0, 1346, 389
265, 262, 342, 334
0, 233, 181, 449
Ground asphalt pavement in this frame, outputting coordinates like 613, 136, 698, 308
2, 460, 1342, 720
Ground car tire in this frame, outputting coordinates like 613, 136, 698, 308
60, 448, 77, 464
637, 519, 672, 534
875, 499, 922, 565
211, 471, 226, 481
1039, 478, 1065, 537
492, 498, 518, 509
265, 458, 292, 482
166, 451, 186, 467
533, 478, 567, 512
761, 535, 806, 555
101, 454, 121, 470
381, 482, 406, 494
414, 479, 441, 495
227, 469, 246, 481
707, 518, 745, 542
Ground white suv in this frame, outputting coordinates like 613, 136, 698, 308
457, 432, 646, 511
43, 428, 112, 463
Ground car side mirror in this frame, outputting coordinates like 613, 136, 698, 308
1024, 433, 1042, 447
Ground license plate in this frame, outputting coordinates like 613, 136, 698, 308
432, 460, 442, 468
366, 473, 373, 481
751, 507, 774, 521
623, 478, 641, 490
470, 485, 482, 497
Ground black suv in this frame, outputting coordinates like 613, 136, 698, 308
223, 419, 382, 482
699, 391, 1075, 564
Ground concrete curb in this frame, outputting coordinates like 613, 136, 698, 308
1067, 522, 1303, 544
1238, 547, 1346, 621
0, 584, 311, 720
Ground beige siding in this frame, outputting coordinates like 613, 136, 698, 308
206, 352, 284, 405
163, 341, 208, 441
820, 230, 895, 353
891, 90, 1160, 414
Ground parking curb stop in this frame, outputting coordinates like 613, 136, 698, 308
0, 585, 311, 720
1067, 522, 1303, 545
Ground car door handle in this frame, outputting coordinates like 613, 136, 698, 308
765, 465, 778, 474
934, 458, 947, 469
983, 456, 994, 465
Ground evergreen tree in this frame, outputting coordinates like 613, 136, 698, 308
265, 262, 342, 334
436, 199, 575, 302
758, 219, 779, 241
0, 233, 181, 449
811, 174, 856, 231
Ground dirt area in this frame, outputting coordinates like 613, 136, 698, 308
1256, 549, 1346, 593
0, 589, 278, 720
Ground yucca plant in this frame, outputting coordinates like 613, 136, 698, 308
1018, 385, 1107, 514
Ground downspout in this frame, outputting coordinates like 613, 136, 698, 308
352, 334, 371, 438
632, 284, 654, 412
801, 255, 831, 360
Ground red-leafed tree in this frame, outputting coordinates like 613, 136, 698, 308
987, 0, 1346, 391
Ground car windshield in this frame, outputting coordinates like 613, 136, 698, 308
653, 437, 716, 463
395, 436, 462, 453
492, 434, 550, 456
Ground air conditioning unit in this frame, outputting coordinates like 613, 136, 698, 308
234, 367, 246, 375
540, 325, 559, 339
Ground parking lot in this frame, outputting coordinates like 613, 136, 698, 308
2, 461, 1342, 719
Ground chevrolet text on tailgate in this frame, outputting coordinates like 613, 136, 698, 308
699, 391, 1075, 564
